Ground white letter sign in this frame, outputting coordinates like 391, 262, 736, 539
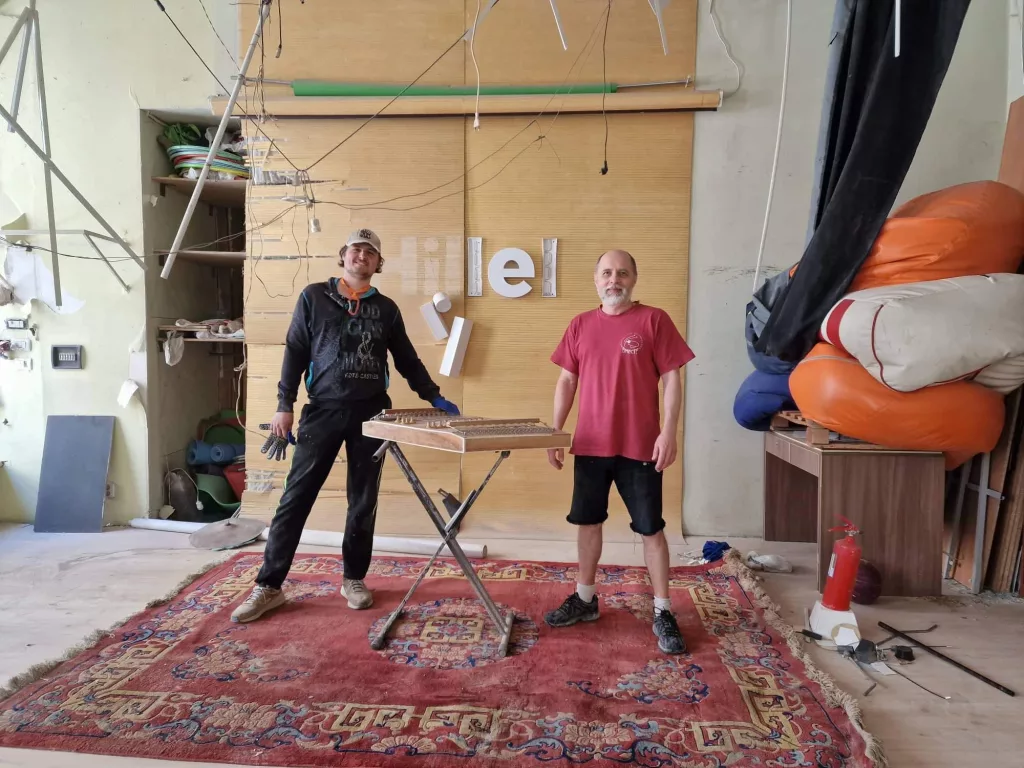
488, 247, 534, 298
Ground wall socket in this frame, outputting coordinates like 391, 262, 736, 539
4, 319, 28, 330
105, 482, 116, 499
9, 340, 30, 352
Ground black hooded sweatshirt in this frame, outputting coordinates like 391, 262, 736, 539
276, 278, 440, 413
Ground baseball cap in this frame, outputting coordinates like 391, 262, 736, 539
346, 228, 382, 255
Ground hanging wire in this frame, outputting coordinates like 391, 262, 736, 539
0, 235, 134, 263
198, 0, 237, 71
708, 0, 744, 98
470, 0, 483, 129
600, 0, 612, 175
750, 0, 792, 294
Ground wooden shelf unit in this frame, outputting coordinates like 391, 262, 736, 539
158, 325, 244, 343
153, 176, 246, 209
155, 249, 245, 267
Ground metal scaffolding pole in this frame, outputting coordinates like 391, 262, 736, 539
0, 2, 144, 305
160, 0, 272, 280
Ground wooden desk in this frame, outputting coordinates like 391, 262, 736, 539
764, 430, 945, 597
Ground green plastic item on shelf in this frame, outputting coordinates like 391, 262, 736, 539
291, 81, 616, 97
196, 473, 242, 517
201, 409, 245, 446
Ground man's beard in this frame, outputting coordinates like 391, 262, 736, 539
601, 287, 631, 306
345, 261, 374, 279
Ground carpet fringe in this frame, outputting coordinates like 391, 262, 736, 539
719, 550, 887, 768
0, 555, 230, 702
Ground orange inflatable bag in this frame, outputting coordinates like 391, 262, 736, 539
850, 181, 1024, 292
791, 343, 1004, 469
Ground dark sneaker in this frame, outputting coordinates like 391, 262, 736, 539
653, 610, 687, 654
544, 593, 599, 627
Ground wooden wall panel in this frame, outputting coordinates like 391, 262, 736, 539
239, 0, 465, 85
241, 118, 465, 529
238, 0, 696, 542
459, 0, 694, 541
467, 0, 696, 86
461, 112, 692, 542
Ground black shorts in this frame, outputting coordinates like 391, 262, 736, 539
567, 455, 665, 536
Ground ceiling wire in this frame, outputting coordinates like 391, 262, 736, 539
750, 0, 792, 294
470, 0, 483, 130
708, 0, 743, 98
600, 0, 611, 175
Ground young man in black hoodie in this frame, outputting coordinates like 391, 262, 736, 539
232, 229, 459, 623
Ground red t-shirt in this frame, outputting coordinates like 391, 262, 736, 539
551, 303, 695, 461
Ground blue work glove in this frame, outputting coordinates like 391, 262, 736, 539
432, 396, 460, 416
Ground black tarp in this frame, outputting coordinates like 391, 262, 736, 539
755, 0, 972, 362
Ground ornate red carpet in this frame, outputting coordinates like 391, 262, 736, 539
0, 553, 878, 766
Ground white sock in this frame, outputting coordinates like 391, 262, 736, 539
576, 583, 596, 603
654, 596, 672, 615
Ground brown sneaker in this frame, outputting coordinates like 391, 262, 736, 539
341, 578, 373, 610
231, 584, 286, 623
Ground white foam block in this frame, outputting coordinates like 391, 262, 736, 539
420, 302, 448, 341
440, 317, 473, 377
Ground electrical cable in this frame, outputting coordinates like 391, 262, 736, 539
600, 0, 611, 175
750, 0, 791, 294
276, 0, 283, 58
708, 0, 743, 98
0, 235, 134, 263
470, 0, 483, 130
198, 0, 237, 72
303, 36, 469, 172
316, 3, 609, 214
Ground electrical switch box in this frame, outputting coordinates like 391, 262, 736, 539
51, 345, 83, 369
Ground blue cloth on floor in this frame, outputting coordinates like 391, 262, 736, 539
703, 540, 731, 562
733, 369, 796, 431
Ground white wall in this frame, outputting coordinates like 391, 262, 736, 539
1010, 0, 1023, 106
684, 0, 1010, 536
0, 0, 235, 524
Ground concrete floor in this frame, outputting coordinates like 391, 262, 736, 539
1, 523, 1022, 768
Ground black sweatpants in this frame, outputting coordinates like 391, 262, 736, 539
256, 396, 389, 589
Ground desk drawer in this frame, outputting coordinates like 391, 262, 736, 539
765, 433, 820, 477
765, 433, 790, 462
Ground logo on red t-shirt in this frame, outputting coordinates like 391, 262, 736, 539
621, 333, 643, 355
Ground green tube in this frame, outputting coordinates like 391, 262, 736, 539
292, 80, 616, 97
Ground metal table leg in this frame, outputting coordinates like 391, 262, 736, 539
369, 442, 515, 656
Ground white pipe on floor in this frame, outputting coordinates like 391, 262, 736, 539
127, 518, 488, 559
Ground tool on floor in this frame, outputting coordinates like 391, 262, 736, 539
877, 621, 1016, 697
893, 646, 915, 662
886, 664, 950, 700
838, 643, 879, 696
876, 623, 937, 646
190, 517, 266, 551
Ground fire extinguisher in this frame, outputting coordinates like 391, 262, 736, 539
822, 517, 862, 611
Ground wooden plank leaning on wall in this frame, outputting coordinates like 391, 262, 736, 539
238, 0, 697, 542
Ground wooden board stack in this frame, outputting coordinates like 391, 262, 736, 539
363, 408, 571, 454
944, 389, 1024, 595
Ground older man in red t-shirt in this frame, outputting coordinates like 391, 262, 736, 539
545, 249, 695, 654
